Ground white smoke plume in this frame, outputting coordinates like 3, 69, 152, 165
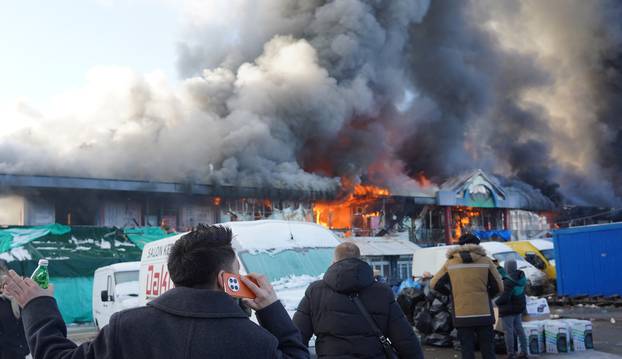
0, 0, 620, 205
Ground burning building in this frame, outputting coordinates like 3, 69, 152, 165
308, 170, 553, 245
0, 173, 331, 230
0, 169, 552, 246
1, 1, 619, 234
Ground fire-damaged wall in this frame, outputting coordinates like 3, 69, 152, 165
0, 195, 55, 226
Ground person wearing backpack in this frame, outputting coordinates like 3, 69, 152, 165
293, 242, 423, 358
496, 259, 528, 359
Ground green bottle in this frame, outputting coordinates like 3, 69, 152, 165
31, 259, 49, 289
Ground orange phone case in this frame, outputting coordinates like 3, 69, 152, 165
223, 273, 257, 299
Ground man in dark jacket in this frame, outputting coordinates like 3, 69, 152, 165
431, 234, 503, 359
293, 242, 423, 358
3, 225, 309, 359
496, 259, 528, 358
0, 261, 29, 359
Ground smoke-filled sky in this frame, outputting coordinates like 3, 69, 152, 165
0, 0, 620, 206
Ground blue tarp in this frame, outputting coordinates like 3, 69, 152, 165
472, 229, 512, 241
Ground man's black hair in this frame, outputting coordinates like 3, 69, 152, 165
167, 224, 236, 288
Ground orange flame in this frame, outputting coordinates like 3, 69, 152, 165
212, 196, 222, 206
452, 206, 481, 242
415, 171, 432, 188
313, 183, 389, 230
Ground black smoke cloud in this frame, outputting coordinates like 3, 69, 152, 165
0, 0, 620, 206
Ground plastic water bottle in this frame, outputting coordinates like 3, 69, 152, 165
31, 259, 49, 289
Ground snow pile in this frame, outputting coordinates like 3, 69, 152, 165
224, 220, 340, 254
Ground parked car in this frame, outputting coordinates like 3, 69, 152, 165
506, 239, 556, 281
480, 241, 548, 294
92, 261, 140, 329
411, 242, 548, 294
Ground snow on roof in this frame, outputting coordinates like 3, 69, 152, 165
342, 236, 420, 256
94, 261, 141, 273
480, 241, 515, 256
220, 220, 341, 254
528, 239, 554, 250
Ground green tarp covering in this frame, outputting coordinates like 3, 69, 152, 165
124, 227, 176, 249
1, 225, 174, 323
0, 224, 71, 253
52, 277, 94, 323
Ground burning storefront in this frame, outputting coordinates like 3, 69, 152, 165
0, 174, 331, 230
0, 170, 554, 244
308, 170, 554, 245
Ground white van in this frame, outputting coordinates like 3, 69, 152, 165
92, 261, 140, 329
411, 242, 548, 291
411, 245, 457, 277
139, 220, 340, 316
479, 241, 548, 290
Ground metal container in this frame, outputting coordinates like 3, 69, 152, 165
554, 223, 622, 296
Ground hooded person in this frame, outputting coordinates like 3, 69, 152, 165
431, 233, 504, 359
496, 259, 528, 358
0, 260, 29, 359
293, 242, 423, 359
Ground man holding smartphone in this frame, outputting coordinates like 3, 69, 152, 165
3, 225, 309, 359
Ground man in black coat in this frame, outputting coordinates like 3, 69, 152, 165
293, 242, 423, 358
3, 225, 309, 359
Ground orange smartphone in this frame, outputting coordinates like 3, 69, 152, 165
223, 273, 257, 299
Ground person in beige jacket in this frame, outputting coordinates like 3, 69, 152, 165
431, 234, 503, 359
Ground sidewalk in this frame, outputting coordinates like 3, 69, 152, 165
422, 348, 621, 359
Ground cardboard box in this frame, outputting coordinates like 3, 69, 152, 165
526, 297, 550, 316
523, 321, 545, 355
563, 319, 594, 351
544, 320, 572, 353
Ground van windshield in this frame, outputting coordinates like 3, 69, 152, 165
540, 249, 555, 261
115, 271, 139, 285
492, 251, 522, 263
238, 248, 333, 282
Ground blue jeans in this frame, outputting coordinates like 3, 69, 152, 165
501, 315, 528, 354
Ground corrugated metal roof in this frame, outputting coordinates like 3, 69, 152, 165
0, 173, 334, 200
342, 236, 420, 256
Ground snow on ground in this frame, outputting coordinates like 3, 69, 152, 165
223, 220, 340, 254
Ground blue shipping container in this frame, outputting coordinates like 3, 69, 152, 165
554, 222, 622, 296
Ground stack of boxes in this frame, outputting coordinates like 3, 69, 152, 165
519, 319, 593, 355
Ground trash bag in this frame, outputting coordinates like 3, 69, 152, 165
412, 287, 426, 304
414, 310, 434, 335
423, 333, 454, 347
397, 289, 416, 324
494, 330, 508, 354
431, 311, 453, 334
429, 298, 447, 315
